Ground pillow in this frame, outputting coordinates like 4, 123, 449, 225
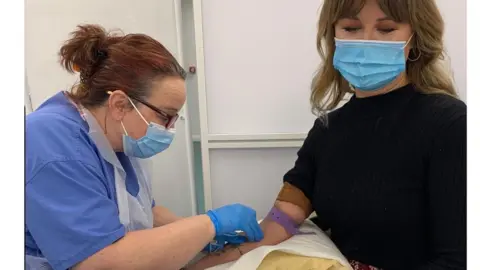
207, 220, 352, 270
257, 251, 349, 270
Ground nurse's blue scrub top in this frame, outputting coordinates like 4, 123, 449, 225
25, 92, 155, 270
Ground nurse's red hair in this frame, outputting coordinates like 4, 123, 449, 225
59, 24, 186, 108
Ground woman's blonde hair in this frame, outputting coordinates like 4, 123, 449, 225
311, 0, 457, 116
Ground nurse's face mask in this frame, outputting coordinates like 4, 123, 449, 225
118, 94, 177, 159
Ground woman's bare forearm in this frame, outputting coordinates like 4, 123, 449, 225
187, 220, 287, 270
187, 245, 244, 270
187, 201, 307, 270
74, 215, 215, 270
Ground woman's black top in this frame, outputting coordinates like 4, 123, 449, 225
285, 84, 466, 270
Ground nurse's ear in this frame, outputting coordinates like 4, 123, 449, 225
106, 90, 131, 121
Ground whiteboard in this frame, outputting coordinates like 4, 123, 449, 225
201, 0, 466, 135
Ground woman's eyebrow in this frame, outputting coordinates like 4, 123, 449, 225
339, 15, 360, 20
376, 16, 395, 21
338, 16, 395, 21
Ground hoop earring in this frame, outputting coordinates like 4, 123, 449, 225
408, 48, 422, 61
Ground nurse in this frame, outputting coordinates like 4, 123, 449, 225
25, 24, 263, 270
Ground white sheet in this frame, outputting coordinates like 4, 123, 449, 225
206, 220, 353, 270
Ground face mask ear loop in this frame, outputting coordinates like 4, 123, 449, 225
107, 91, 148, 135
404, 34, 421, 61
106, 90, 150, 126
127, 97, 149, 126
120, 122, 129, 136
403, 34, 414, 49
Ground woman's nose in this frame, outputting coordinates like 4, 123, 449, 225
362, 28, 376, 40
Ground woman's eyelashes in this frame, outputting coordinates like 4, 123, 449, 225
377, 28, 396, 34
341, 26, 397, 34
343, 27, 360, 32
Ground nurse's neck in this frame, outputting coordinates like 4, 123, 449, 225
89, 107, 125, 152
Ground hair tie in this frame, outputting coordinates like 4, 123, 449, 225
94, 49, 108, 62
79, 49, 109, 84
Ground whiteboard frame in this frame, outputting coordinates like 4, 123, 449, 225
174, 0, 198, 215
193, 0, 214, 211
207, 133, 306, 149
208, 140, 305, 149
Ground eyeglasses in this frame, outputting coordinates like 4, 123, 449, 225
129, 96, 179, 129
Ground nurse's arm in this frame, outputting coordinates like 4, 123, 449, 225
152, 205, 183, 227
26, 159, 217, 270
187, 195, 310, 270
74, 214, 216, 270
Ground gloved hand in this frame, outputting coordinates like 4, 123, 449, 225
206, 203, 264, 242
202, 233, 248, 253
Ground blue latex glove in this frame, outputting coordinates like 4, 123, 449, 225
202, 233, 248, 253
206, 203, 264, 242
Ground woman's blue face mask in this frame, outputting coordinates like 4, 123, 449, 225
333, 35, 413, 91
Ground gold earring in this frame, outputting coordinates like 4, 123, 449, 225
408, 48, 421, 61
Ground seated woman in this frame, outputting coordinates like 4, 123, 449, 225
187, 0, 466, 269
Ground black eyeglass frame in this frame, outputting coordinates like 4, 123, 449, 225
129, 96, 179, 129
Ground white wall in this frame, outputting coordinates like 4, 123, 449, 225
25, 73, 33, 114
436, 0, 467, 100
201, 0, 320, 135
210, 148, 299, 218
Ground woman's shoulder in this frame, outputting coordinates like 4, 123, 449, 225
416, 90, 465, 111
412, 91, 466, 128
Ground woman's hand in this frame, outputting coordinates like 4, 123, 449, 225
206, 203, 264, 241
190, 201, 309, 269
202, 234, 248, 253
187, 246, 244, 270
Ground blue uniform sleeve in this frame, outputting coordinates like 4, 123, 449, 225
26, 160, 126, 270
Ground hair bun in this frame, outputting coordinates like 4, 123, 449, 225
61, 24, 186, 108
59, 24, 109, 74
